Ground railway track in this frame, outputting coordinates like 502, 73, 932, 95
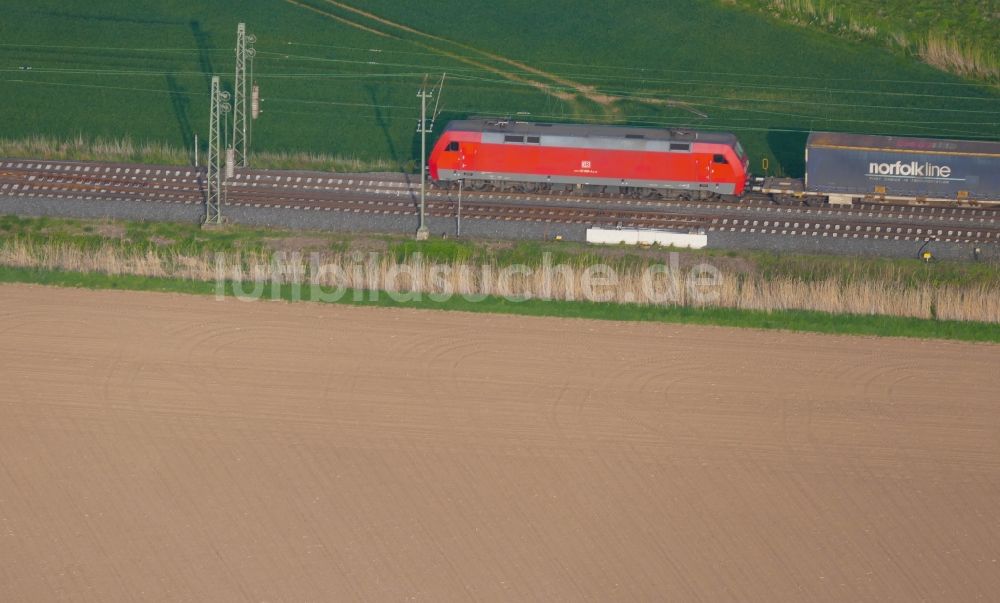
0, 172, 713, 231
2, 159, 999, 245
8, 161, 997, 230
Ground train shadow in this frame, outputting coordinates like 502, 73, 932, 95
190, 20, 214, 90
366, 84, 400, 165
766, 130, 808, 178
166, 74, 193, 151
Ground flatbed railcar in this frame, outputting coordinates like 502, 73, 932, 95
429, 119, 751, 199
758, 132, 1000, 206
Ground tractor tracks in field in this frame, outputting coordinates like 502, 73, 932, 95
284, 0, 392, 38
285, 0, 706, 119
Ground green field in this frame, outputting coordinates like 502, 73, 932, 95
1, 0, 998, 176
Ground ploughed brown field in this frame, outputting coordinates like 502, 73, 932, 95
1, 284, 998, 601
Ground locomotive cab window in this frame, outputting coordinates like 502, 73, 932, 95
445, 141, 459, 152
713, 154, 728, 164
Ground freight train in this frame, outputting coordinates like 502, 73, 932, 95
427, 119, 1000, 206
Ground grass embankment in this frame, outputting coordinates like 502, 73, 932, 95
1, 0, 997, 178
729, 0, 1000, 82
2, 264, 995, 342
0, 215, 997, 341
0, 135, 399, 173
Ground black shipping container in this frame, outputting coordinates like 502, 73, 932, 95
806, 132, 1000, 202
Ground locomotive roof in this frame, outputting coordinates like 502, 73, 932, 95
445, 119, 738, 146
808, 131, 1000, 157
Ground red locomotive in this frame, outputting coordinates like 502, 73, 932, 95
429, 119, 750, 199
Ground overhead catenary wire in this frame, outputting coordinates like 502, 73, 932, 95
3, 39, 998, 103
251, 49, 999, 102
280, 40, 1000, 89
4, 39, 997, 91
2, 76, 996, 139
4, 62, 999, 118
2, 40, 998, 142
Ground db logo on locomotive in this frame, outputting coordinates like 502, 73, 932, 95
576, 160, 597, 175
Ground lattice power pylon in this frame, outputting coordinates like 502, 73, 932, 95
232, 23, 256, 168
206, 76, 231, 225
